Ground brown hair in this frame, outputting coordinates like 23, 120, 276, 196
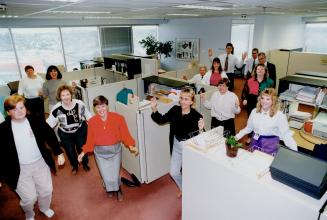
252, 63, 269, 81
4, 95, 26, 111
56, 84, 74, 101
180, 87, 196, 108
93, 95, 109, 107
218, 77, 230, 87
256, 88, 278, 117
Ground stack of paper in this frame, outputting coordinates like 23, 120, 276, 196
296, 86, 319, 103
289, 111, 312, 129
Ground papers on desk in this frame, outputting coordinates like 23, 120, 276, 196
289, 111, 312, 129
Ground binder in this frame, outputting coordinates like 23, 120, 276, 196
270, 146, 327, 199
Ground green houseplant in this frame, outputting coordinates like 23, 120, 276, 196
139, 35, 173, 59
225, 135, 242, 157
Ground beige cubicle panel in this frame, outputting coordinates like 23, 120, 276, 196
268, 50, 290, 89
288, 52, 327, 75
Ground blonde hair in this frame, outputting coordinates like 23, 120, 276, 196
256, 88, 278, 117
4, 95, 25, 111
180, 87, 196, 108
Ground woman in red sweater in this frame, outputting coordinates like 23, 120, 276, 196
78, 95, 138, 201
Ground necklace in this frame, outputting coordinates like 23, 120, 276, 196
101, 116, 107, 130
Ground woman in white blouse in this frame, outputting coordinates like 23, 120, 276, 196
18, 65, 45, 119
235, 88, 297, 156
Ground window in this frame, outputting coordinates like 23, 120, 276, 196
132, 25, 158, 56
231, 23, 254, 60
0, 29, 20, 85
11, 28, 64, 74
304, 23, 327, 53
100, 27, 132, 57
61, 27, 101, 71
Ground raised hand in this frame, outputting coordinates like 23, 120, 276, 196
150, 97, 158, 112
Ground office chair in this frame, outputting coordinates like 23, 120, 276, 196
7, 80, 19, 95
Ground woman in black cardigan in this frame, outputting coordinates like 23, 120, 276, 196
0, 95, 65, 220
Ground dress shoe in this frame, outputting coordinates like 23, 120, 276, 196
117, 189, 124, 202
83, 164, 90, 172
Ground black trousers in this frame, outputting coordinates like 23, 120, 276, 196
226, 72, 234, 91
211, 117, 235, 136
25, 97, 45, 120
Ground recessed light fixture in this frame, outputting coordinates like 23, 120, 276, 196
84, 16, 124, 19
0, 15, 19, 18
174, 5, 229, 11
166, 13, 199, 17
48, 11, 111, 14
43, 0, 81, 2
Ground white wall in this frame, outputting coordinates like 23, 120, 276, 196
259, 15, 305, 52
159, 16, 232, 71
159, 15, 305, 71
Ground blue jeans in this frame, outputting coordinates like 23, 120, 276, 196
170, 136, 183, 191
58, 122, 88, 169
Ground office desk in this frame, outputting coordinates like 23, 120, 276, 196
182, 145, 327, 220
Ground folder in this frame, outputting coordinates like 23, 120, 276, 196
270, 146, 327, 199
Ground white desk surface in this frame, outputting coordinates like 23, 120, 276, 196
182, 144, 327, 220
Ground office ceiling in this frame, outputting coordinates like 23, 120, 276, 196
0, 0, 327, 20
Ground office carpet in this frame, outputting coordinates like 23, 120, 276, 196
0, 78, 248, 220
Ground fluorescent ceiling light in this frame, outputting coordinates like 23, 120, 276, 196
84, 16, 123, 19
166, 13, 199, 17
48, 11, 111, 14
0, 15, 19, 18
174, 5, 229, 11
43, 0, 81, 2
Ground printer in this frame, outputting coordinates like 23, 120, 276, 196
312, 112, 327, 139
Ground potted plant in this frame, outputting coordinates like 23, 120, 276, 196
139, 35, 173, 59
225, 135, 242, 157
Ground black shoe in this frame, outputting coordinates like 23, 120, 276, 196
121, 177, 136, 187
83, 164, 90, 172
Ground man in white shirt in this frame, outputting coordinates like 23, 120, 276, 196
244, 48, 259, 79
183, 66, 207, 93
209, 43, 247, 91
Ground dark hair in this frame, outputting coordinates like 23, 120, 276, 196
253, 63, 269, 81
4, 95, 26, 111
46, 65, 63, 80
56, 84, 74, 101
218, 78, 230, 87
252, 48, 259, 53
225, 43, 234, 54
24, 65, 34, 72
211, 57, 223, 73
93, 95, 109, 107
258, 52, 266, 58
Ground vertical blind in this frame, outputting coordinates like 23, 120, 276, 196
100, 27, 132, 57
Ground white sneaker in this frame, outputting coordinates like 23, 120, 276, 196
41, 209, 55, 218
26, 217, 35, 220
